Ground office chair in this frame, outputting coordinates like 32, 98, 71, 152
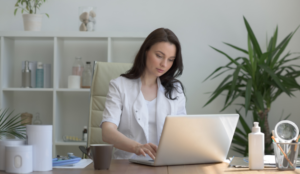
87, 61, 132, 146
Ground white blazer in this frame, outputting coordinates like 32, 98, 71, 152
100, 76, 187, 159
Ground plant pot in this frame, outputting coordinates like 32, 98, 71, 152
22, 14, 43, 31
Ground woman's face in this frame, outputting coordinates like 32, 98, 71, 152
145, 42, 176, 77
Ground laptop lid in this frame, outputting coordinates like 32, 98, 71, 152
152, 114, 239, 166
129, 114, 239, 166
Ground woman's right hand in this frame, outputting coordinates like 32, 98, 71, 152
134, 143, 158, 160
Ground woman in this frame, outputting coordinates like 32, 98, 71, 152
101, 28, 186, 160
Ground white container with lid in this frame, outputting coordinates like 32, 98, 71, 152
248, 122, 264, 170
5, 145, 33, 174
0, 139, 26, 170
26, 125, 52, 171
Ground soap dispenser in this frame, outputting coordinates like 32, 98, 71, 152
249, 122, 264, 170
22, 61, 31, 88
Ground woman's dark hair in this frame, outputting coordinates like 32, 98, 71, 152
121, 28, 185, 100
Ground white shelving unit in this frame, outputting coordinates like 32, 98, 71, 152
0, 31, 146, 157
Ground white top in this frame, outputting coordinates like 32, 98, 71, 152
100, 76, 187, 159
145, 98, 158, 146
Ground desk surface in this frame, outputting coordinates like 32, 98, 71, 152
1, 160, 300, 174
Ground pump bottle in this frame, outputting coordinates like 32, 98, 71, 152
249, 122, 264, 170
22, 61, 31, 88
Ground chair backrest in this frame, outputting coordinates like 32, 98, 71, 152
87, 61, 132, 146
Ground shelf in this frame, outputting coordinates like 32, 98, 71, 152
56, 88, 90, 92
55, 37, 107, 88
2, 88, 90, 92
3, 88, 53, 92
1, 37, 54, 88
0, 32, 145, 157
55, 141, 87, 146
0, 31, 147, 38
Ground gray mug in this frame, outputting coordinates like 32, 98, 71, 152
90, 144, 113, 170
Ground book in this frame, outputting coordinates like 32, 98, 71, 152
43, 63, 51, 88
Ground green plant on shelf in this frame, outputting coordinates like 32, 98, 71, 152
0, 108, 27, 139
14, 0, 49, 18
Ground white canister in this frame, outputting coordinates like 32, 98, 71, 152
26, 125, 52, 171
0, 139, 26, 170
68, 75, 81, 89
5, 145, 33, 174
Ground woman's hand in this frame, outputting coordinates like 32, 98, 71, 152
134, 143, 158, 160
102, 123, 158, 159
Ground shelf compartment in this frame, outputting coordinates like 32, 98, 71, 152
1, 37, 54, 88
55, 37, 108, 88
1, 91, 53, 125
54, 92, 90, 144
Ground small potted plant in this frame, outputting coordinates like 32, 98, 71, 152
14, 0, 49, 31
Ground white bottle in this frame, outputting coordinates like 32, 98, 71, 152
249, 122, 264, 170
36, 62, 44, 88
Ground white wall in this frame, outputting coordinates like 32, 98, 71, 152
1, 0, 300, 157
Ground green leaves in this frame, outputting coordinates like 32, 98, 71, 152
224, 42, 248, 55
231, 110, 251, 156
203, 16, 300, 156
272, 26, 278, 51
259, 64, 291, 96
245, 79, 252, 115
204, 17, 299, 110
231, 65, 241, 96
243, 17, 262, 57
0, 108, 26, 139
13, 0, 49, 17
247, 35, 253, 65
14, 9, 18, 15
210, 46, 242, 68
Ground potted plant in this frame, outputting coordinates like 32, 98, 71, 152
14, 0, 49, 31
203, 17, 300, 156
0, 109, 26, 139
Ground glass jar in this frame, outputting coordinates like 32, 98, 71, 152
72, 57, 84, 76
81, 61, 92, 88
33, 112, 42, 125
79, 7, 96, 32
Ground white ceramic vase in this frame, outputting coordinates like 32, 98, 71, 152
22, 14, 43, 31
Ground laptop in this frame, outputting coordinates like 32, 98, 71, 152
129, 114, 239, 166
